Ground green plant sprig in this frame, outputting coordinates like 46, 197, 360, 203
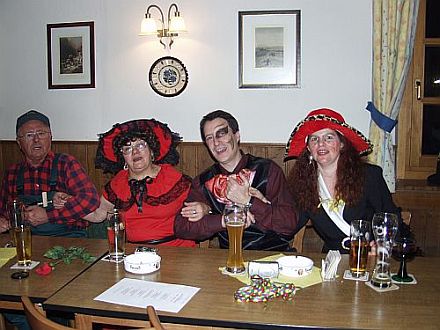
43, 246, 96, 265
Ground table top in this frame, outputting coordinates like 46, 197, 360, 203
43, 245, 440, 329
0, 234, 108, 304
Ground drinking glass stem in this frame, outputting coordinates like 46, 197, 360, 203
397, 258, 408, 279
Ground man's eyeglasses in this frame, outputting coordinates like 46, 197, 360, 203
18, 131, 51, 141
121, 140, 148, 155
205, 126, 229, 143
308, 133, 339, 145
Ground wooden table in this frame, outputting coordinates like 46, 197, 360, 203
43, 245, 440, 329
0, 235, 108, 311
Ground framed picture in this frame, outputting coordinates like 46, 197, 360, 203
239, 10, 301, 89
47, 21, 95, 89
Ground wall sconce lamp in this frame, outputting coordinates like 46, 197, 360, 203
140, 3, 186, 49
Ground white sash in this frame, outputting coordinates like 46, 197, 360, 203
318, 173, 350, 236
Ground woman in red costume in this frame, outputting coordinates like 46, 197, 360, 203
83, 119, 195, 247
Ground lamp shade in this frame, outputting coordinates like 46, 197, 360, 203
140, 17, 159, 35
169, 15, 186, 33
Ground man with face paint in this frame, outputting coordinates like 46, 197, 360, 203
174, 110, 298, 251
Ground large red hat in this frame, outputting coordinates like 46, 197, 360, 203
284, 108, 373, 160
95, 119, 181, 174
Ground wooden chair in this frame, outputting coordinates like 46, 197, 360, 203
291, 220, 312, 253
21, 296, 73, 330
146, 306, 165, 330
401, 211, 412, 225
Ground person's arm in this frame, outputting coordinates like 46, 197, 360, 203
174, 177, 224, 241
367, 165, 410, 237
83, 195, 114, 223
0, 172, 11, 233
248, 162, 298, 237
46, 155, 100, 226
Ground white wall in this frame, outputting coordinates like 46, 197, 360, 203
0, 0, 372, 142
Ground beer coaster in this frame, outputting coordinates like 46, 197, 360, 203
220, 267, 247, 276
365, 280, 399, 292
391, 273, 417, 285
10, 261, 40, 270
101, 254, 125, 263
343, 269, 369, 282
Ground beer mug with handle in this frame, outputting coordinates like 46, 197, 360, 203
8, 200, 32, 266
347, 220, 370, 277
223, 203, 246, 274
371, 212, 399, 288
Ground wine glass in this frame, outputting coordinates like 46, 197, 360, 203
391, 237, 417, 283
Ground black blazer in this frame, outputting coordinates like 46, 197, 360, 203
296, 164, 401, 252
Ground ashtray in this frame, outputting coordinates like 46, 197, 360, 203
277, 255, 314, 277
124, 252, 161, 274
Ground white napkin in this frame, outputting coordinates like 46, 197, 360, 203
321, 250, 341, 281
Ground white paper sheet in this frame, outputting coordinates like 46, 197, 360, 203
94, 278, 200, 313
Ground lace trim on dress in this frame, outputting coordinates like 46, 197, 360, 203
105, 175, 191, 212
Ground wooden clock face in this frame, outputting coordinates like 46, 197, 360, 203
148, 56, 188, 97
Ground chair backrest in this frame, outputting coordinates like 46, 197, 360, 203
401, 211, 412, 225
147, 305, 165, 330
21, 296, 73, 330
291, 219, 312, 253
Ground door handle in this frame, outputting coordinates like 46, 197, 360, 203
415, 80, 421, 100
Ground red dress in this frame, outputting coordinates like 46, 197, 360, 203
103, 164, 195, 247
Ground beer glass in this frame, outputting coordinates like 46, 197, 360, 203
348, 220, 370, 277
8, 200, 32, 266
371, 212, 399, 288
223, 204, 246, 274
107, 209, 125, 262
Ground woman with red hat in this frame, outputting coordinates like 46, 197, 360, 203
80, 119, 195, 247
285, 108, 407, 252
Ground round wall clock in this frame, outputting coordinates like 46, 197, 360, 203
148, 56, 188, 97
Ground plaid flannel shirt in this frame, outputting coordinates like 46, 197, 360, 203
0, 151, 99, 228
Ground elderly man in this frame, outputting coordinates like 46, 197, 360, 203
0, 110, 99, 237
174, 110, 298, 251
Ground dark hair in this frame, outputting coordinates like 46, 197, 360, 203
199, 110, 239, 142
113, 130, 159, 167
287, 134, 365, 213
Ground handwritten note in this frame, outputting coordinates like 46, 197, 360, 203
94, 278, 200, 313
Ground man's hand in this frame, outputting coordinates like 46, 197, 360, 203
52, 192, 72, 209
24, 205, 49, 226
0, 217, 10, 233
181, 201, 212, 222
248, 187, 271, 204
225, 172, 251, 205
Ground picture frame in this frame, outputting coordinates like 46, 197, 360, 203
47, 21, 95, 89
239, 10, 301, 89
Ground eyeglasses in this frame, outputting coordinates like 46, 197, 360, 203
308, 133, 339, 145
18, 131, 51, 141
205, 126, 229, 143
120, 140, 149, 155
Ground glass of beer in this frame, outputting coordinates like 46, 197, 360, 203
348, 219, 370, 277
8, 200, 32, 266
223, 203, 246, 274
371, 212, 399, 288
107, 209, 125, 262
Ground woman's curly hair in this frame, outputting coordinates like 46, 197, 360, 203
287, 134, 365, 213
113, 129, 159, 168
